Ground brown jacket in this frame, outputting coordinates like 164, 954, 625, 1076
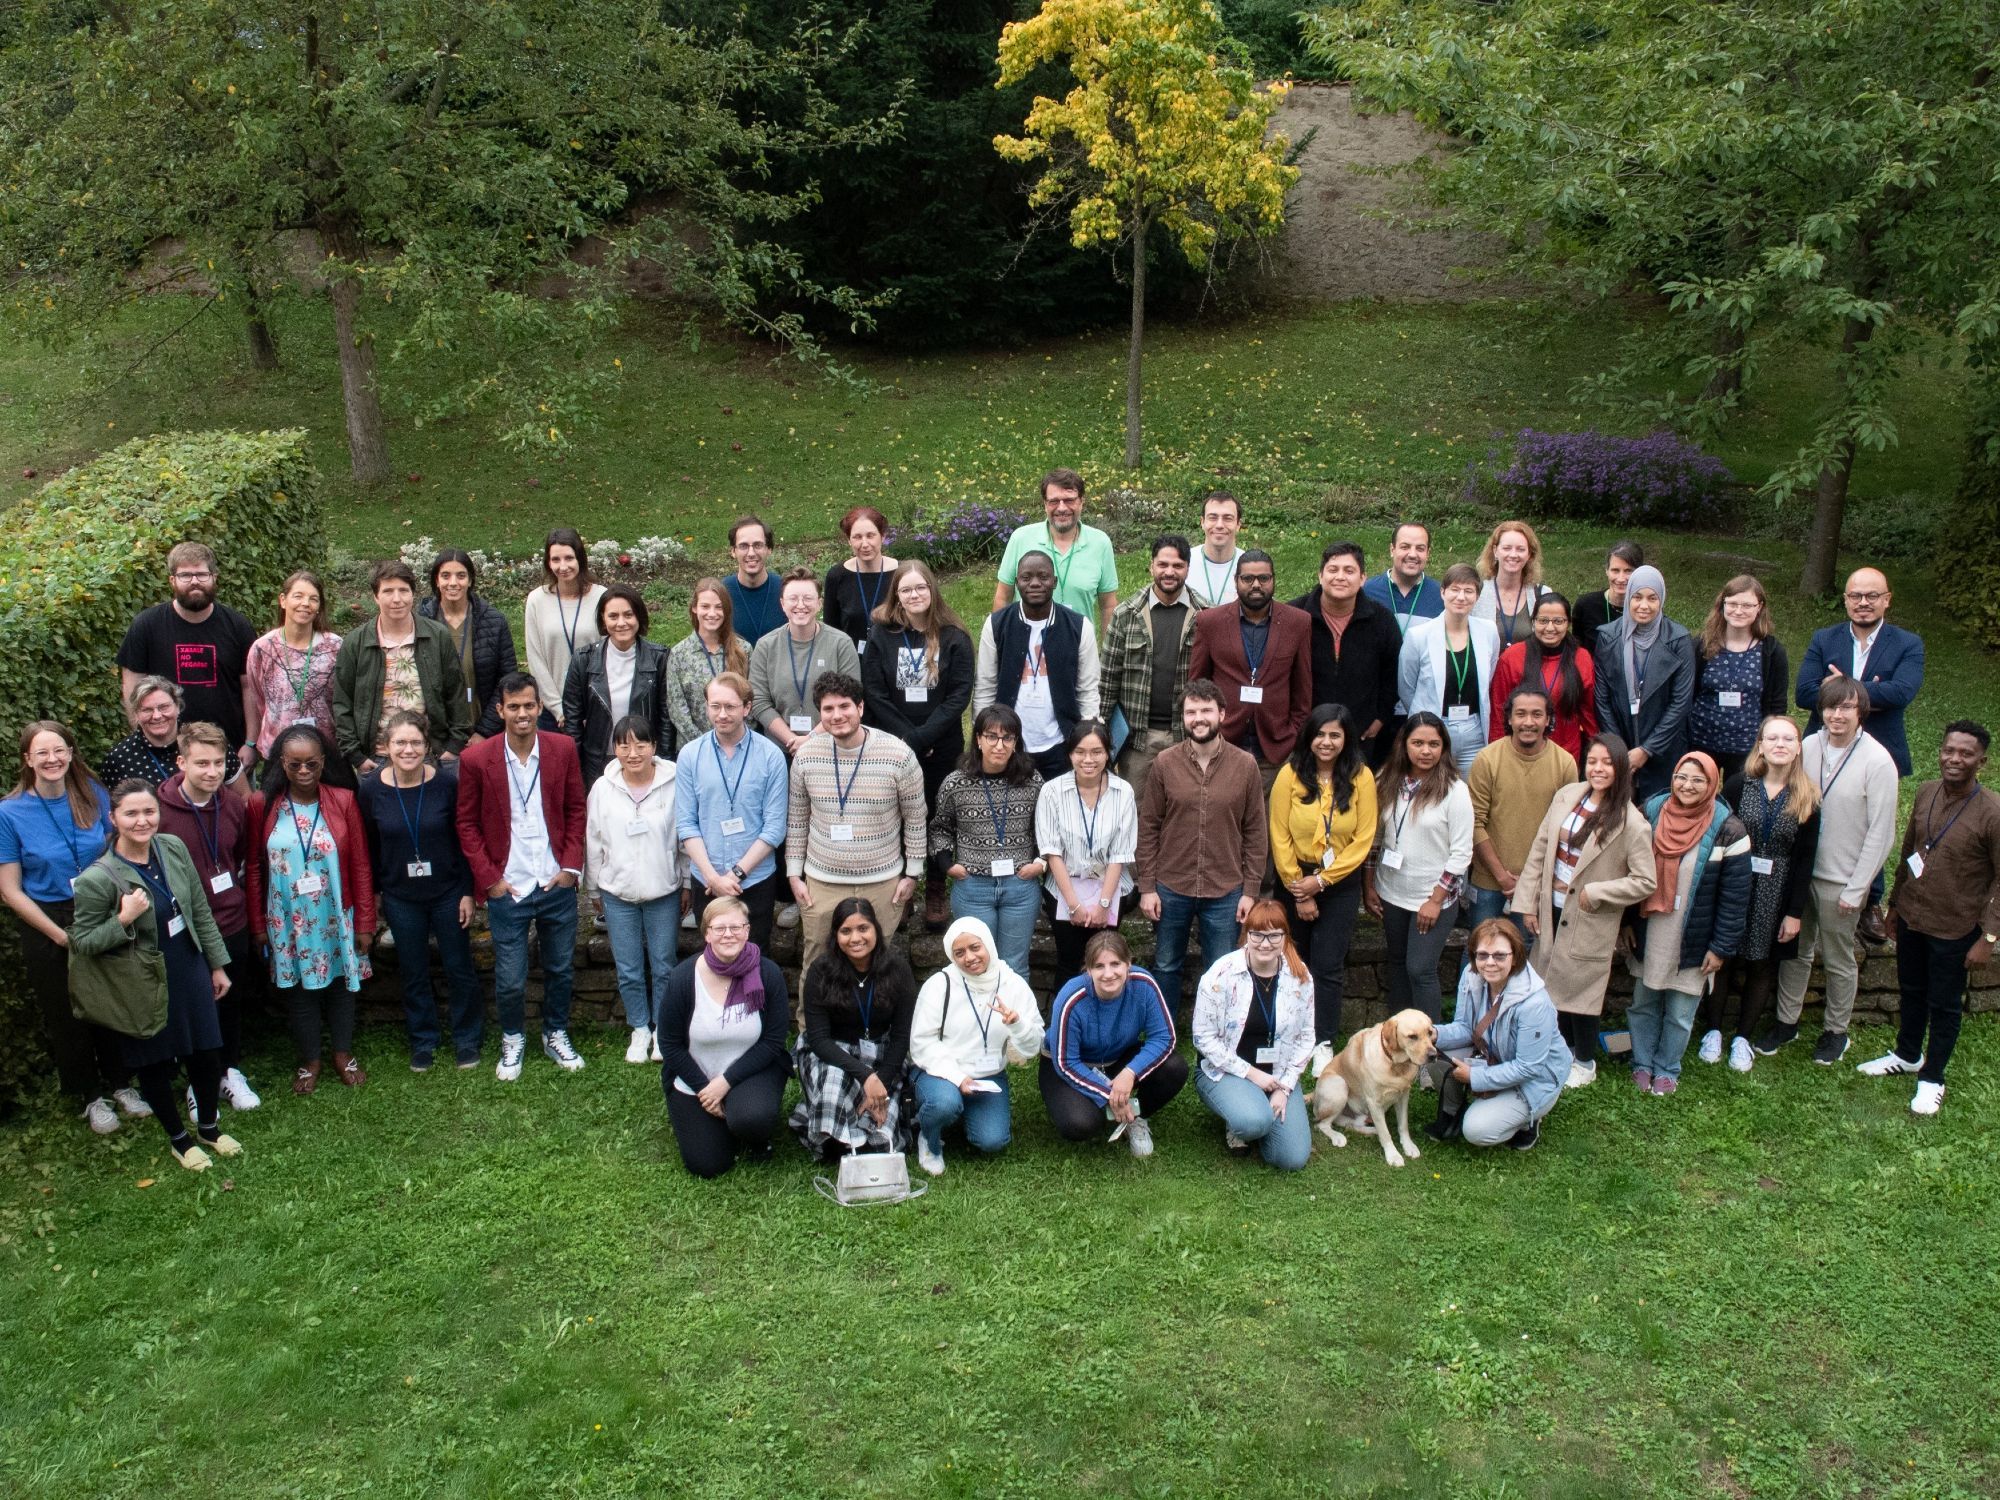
1511, 783, 1656, 1016
1188, 602, 1314, 765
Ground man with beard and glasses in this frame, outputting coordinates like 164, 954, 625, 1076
993, 468, 1120, 640
1189, 550, 1312, 809
1101, 534, 1200, 795
1135, 680, 1267, 1022
118, 542, 258, 790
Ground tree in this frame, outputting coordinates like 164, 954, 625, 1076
1310, 0, 2000, 594
0, 1, 900, 485
995, 0, 1297, 467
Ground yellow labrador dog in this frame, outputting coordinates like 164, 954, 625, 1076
1309, 1010, 1438, 1167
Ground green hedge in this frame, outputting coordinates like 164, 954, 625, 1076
0, 429, 323, 1109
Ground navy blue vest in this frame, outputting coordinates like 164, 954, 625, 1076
990, 604, 1084, 734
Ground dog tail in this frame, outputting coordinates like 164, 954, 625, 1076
1308, 1041, 1335, 1080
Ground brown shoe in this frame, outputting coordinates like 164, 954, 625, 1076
924, 877, 949, 931
1857, 904, 1888, 946
331, 1053, 367, 1088
292, 1061, 321, 1096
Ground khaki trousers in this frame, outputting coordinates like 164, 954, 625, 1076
1775, 877, 1864, 1032
799, 873, 910, 978
1116, 726, 1177, 799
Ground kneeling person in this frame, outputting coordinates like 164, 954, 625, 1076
1430, 919, 1571, 1150
1040, 930, 1188, 1157
909, 916, 1045, 1176
1191, 900, 1315, 1171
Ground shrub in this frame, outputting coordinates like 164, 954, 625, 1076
1469, 428, 1736, 530
394, 533, 688, 590
886, 503, 1026, 572
0, 428, 323, 1106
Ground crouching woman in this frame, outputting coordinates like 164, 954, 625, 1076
1429, 919, 1572, 1152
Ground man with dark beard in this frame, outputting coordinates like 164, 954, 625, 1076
117, 541, 259, 789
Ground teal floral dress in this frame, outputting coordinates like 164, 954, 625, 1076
262, 798, 371, 991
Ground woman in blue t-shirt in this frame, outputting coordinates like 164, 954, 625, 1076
0, 720, 141, 1136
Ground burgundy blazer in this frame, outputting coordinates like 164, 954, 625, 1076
455, 731, 588, 902
1188, 601, 1314, 764
245, 785, 377, 938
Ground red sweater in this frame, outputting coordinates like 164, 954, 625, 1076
1487, 641, 1599, 762
246, 785, 377, 938
455, 732, 588, 902
156, 772, 250, 936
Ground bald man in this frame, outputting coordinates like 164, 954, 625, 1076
1798, 566, 1926, 946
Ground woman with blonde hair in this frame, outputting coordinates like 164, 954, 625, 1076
665, 577, 752, 749
1191, 900, 1316, 1170
1690, 573, 1791, 784
1472, 519, 1549, 650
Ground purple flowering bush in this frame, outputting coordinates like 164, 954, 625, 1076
887, 503, 1026, 571
1471, 429, 1736, 529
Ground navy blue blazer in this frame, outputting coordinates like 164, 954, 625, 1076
1795, 621, 1924, 775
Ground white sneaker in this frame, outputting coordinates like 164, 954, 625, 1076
1728, 1037, 1754, 1074
624, 1027, 652, 1064
83, 1097, 119, 1135
648, 1033, 663, 1063
543, 1030, 585, 1072
917, 1139, 946, 1176
1125, 1116, 1155, 1159
1857, 1050, 1923, 1077
221, 1067, 261, 1110
1564, 1060, 1596, 1089
1696, 1029, 1723, 1065
112, 1086, 153, 1118
680, 908, 697, 931
1910, 1081, 1945, 1116
496, 1033, 526, 1082
1224, 1129, 1247, 1150
775, 902, 801, 930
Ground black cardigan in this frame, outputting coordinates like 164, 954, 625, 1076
657, 954, 791, 1096
801, 951, 918, 1085
860, 621, 974, 758
1289, 587, 1403, 738
419, 595, 519, 740
823, 562, 899, 650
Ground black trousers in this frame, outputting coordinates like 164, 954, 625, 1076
1278, 870, 1364, 1042
1557, 1010, 1599, 1057
134, 1051, 224, 1147
1699, 956, 1776, 1042
1041, 892, 1093, 986
665, 1061, 788, 1178
690, 871, 780, 954
1038, 1050, 1189, 1141
16, 902, 128, 1105
1893, 918, 1979, 1086
217, 927, 261, 1070
283, 984, 355, 1063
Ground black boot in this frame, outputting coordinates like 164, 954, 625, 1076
1424, 1106, 1463, 1143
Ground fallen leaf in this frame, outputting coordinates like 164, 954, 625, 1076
135, 1178, 155, 1188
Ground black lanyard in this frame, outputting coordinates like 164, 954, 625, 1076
285, 797, 326, 868
188, 795, 225, 870
832, 731, 868, 816
710, 734, 750, 814
1249, 971, 1278, 1043
390, 774, 427, 864
1921, 785, 1978, 855
961, 977, 995, 1049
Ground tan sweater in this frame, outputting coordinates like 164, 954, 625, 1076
1466, 739, 1579, 891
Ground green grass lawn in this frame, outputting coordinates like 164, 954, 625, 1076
2, 1016, 1996, 1498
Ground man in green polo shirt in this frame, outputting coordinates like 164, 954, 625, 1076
994, 467, 1120, 638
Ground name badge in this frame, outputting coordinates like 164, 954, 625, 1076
788, 714, 813, 734
1750, 856, 1773, 876
1239, 685, 1264, 704
407, 860, 433, 879
830, 823, 855, 842
1446, 704, 1473, 721
166, 914, 186, 938
1906, 851, 1925, 878
1255, 1046, 1278, 1066
855, 640, 867, 655
906, 686, 929, 703
1379, 848, 1405, 871
1718, 690, 1744, 708
210, 871, 235, 893
1629, 698, 1641, 716
990, 858, 1016, 878
719, 816, 747, 836
625, 818, 650, 837
295, 874, 327, 898
1321, 848, 1339, 870
292, 715, 318, 727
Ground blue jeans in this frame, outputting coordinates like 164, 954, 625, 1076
913, 1069, 1015, 1156
487, 882, 578, 1037
1194, 1070, 1311, 1171
949, 872, 1042, 979
599, 890, 677, 1032
380, 890, 485, 1060
1153, 880, 1242, 1018
1628, 980, 1701, 1080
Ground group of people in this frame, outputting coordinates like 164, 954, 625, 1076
3, 478, 1995, 1180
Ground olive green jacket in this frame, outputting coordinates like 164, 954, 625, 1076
331, 616, 474, 770
68, 834, 228, 1038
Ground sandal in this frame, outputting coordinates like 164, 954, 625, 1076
332, 1054, 366, 1088
292, 1062, 321, 1096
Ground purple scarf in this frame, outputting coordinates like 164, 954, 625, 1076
704, 941, 765, 1020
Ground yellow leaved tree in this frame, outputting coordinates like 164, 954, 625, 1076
996, 0, 1298, 467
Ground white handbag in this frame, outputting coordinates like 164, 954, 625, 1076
814, 1148, 926, 1207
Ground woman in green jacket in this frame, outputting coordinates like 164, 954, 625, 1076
69, 779, 240, 1171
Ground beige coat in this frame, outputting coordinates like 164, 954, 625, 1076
1510, 784, 1656, 1016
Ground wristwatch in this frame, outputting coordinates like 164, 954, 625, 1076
728, 864, 747, 881
1095, 894, 1113, 909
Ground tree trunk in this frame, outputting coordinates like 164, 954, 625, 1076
1124, 212, 1146, 470
1799, 314, 1876, 595
320, 222, 391, 486
242, 283, 280, 372
1701, 323, 1743, 404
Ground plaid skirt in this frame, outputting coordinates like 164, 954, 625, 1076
788, 1035, 913, 1153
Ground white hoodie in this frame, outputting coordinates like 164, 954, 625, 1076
585, 755, 683, 902
909, 964, 1045, 1087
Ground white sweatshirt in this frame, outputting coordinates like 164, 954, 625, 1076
908, 967, 1045, 1086
585, 756, 683, 902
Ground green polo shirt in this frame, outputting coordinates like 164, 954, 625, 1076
997, 522, 1121, 621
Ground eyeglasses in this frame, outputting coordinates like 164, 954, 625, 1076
1844, 591, 1886, 603
172, 570, 215, 583
707, 923, 750, 936
1670, 771, 1709, 787
1472, 950, 1513, 964
1244, 931, 1286, 948
977, 731, 1018, 745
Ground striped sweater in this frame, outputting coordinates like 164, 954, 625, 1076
785, 728, 927, 884
1044, 970, 1177, 1105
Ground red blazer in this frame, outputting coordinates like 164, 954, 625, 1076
456, 731, 588, 902
1189, 601, 1314, 764
1487, 641, 1599, 762
245, 785, 377, 938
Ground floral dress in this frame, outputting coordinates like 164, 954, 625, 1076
665, 632, 749, 749
263, 798, 370, 992
246, 630, 342, 758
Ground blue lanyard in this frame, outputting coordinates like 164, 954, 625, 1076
33, 792, 86, 878
1075, 782, 1102, 861
961, 977, 995, 1049
143, 742, 177, 782
285, 797, 326, 869
1250, 972, 1278, 1045
1495, 584, 1532, 647
188, 795, 224, 870
855, 566, 885, 623
507, 752, 541, 815
979, 776, 1010, 850
899, 630, 927, 687
854, 973, 876, 1035
702, 643, 724, 678
787, 629, 818, 705
128, 849, 180, 920
832, 730, 868, 816
390, 773, 426, 863
1755, 785, 1787, 849
555, 589, 583, 655
1922, 785, 1978, 854
709, 734, 750, 813
1632, 640, 1656, 701
1239, 620, 1268, 683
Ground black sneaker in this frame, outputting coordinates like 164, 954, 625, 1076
455, 1048, 482, 1070
1506, 1119, 1541, 1151
1752, 1020, 1799, 1056
1812, 1030, 1850, 1066
410, 1051, 434, 1074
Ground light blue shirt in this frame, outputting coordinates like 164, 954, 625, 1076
674, 729, 789, 889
